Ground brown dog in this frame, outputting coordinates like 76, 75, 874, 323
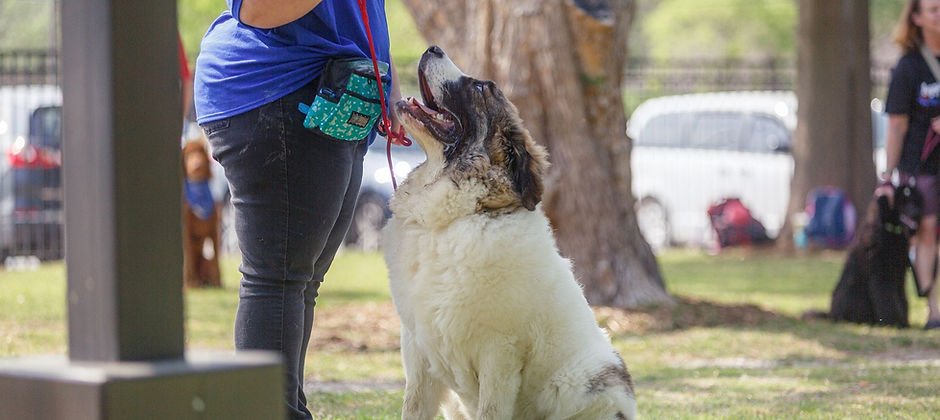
181, 140, 222, 288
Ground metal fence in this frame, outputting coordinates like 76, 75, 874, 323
0, 50, 58, 86
623, 56, 893, 113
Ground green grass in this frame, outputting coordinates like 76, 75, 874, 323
2, 249, 939, 419
319, 251, 394, 308
308, 391, 405, 419
0, 263, 66, 355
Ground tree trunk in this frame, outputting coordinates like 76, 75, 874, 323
401, 0, 672, 307
782, 0, 875, 249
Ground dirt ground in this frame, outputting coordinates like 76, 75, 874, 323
307, 298, 940, 394
310, 298, 784, 353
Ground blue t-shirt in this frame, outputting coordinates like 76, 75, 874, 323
194, 0, 390, 124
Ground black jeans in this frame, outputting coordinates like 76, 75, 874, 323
202, 81, 368, 420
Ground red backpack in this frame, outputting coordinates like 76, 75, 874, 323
707, 197, 771, 249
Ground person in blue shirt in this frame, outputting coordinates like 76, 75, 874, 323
194, 1, 402, 417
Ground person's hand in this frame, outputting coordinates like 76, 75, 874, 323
384, 60, 409, 145
932, 116, 940, 133
386, 92, 407, 145
875, 183, 894, 206
875, 173, 894, 206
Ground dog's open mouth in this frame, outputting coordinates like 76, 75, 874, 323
397, 69, 462, 143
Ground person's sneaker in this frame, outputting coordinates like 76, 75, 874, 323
925, 319, 940, 331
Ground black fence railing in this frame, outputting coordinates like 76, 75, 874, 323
0, 50, 58, 86
623, 56, 893, 113
626, 56, 794, 93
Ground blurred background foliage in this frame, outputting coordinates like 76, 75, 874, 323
640, 0, 797, 60
637, 0, 904, 63
0, 0, 908, 64
0, 0, 55, 50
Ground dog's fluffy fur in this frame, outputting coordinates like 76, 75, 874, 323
181, 139, 222, 289
803, 184, 918, 328
382, 47, 636, 420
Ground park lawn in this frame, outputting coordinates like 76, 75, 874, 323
1, 249, 939, 419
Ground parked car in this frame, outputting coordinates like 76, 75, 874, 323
0, 85, 63, 260
343, 139, 426, 250
627, 91, 886, 250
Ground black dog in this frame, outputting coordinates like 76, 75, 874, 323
805, 182, 921, 328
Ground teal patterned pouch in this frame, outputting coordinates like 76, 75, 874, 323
298, 58, 390, 141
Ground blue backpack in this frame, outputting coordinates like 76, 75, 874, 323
804, 187, 856, 248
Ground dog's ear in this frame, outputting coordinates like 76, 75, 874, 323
503, 124, 545, 211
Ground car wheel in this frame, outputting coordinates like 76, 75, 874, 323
345, 193, 388, 251
636, 197, 670, 251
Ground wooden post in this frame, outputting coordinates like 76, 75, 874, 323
0, 1, 284, 418
61, 0, 185, 364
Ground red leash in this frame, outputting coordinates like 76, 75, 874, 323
357, 0, 411, 191
923, 129, 940, 162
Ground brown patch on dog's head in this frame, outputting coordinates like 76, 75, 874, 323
394, 46, 548, 212
182, 140, 213, 182
481, 107, 547, 211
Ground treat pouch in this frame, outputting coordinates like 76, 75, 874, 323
298, 58, 391, 141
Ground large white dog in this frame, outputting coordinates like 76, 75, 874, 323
382, 46, 637, 420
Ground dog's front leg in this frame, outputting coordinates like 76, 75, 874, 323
475, 346, 522, 420
401, 328, 447, 420
440, 390, 471, 420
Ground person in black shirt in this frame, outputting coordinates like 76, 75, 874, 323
884, 0, 940, 330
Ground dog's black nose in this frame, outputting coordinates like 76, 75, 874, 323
426, 45, 444, 57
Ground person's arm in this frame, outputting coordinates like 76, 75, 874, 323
884, 113, 909, 180
238, 0, 323, 29
387, 59, 406, 144
876, 113, 908, 204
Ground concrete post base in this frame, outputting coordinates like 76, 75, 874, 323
0, 351, 283, 420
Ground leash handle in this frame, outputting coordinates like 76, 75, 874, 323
923, 128, 940, 163
357, 0, 411, 190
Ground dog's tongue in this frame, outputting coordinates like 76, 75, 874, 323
411, 97, 440, 116
404, 97, 456, 131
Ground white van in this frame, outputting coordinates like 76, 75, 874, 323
627, 91, 885, 250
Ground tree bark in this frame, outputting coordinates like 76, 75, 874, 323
401, 0, 672, 307
783, 0, 874, 249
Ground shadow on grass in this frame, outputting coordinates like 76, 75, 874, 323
310, 284, 940, 363
595, 296, 786, 333
321, 289, 390, 303
596, 296, 940, 358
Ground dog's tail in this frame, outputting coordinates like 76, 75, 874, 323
801, 309, 831, 321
